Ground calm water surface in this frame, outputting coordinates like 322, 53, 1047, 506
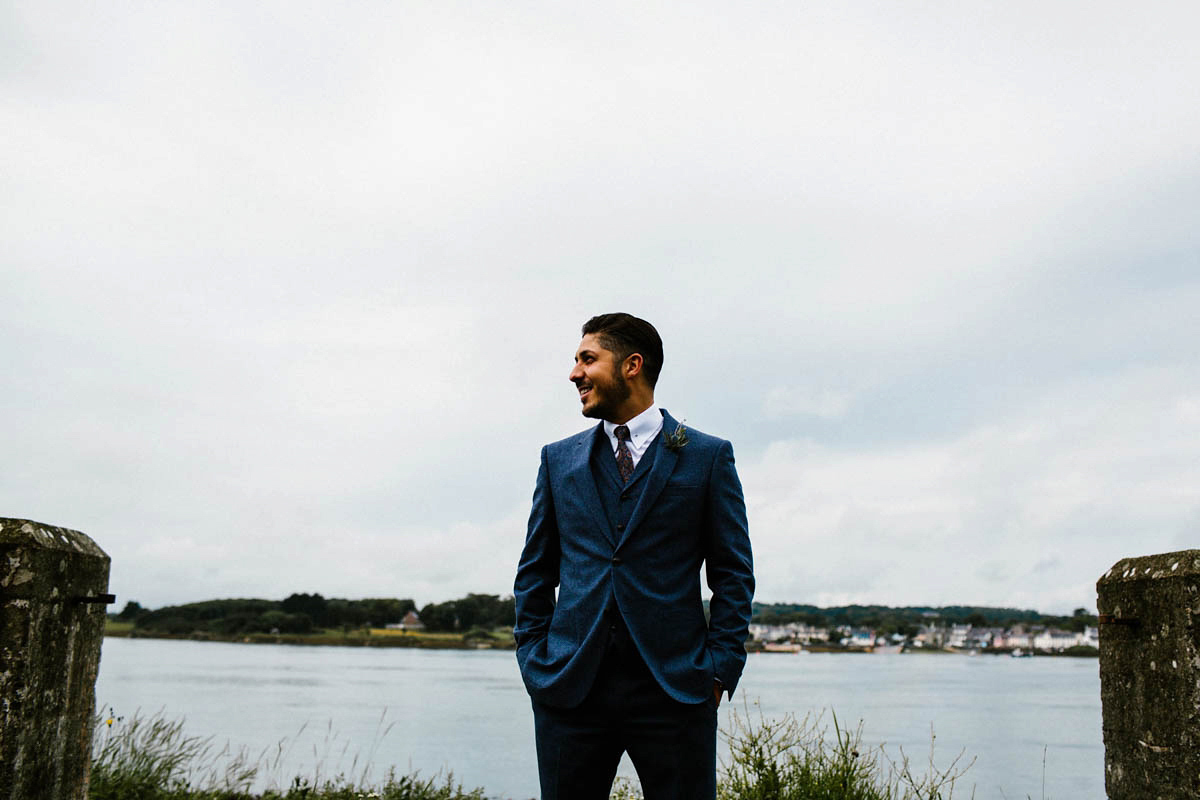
96, 638, 1102, 799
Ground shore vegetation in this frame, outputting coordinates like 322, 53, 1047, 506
89, 705, 975, 800
112, 594, 515, 639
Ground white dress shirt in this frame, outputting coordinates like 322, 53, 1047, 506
603, 404, 664, 470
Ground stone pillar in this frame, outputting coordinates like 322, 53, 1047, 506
0, 518, 112, 800
1097, 549, 1200, 800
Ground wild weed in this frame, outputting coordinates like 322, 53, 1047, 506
88, 710, 483, 800
91, 705, 975, 800
717, 703, 975, 800
89, 708, 256, 799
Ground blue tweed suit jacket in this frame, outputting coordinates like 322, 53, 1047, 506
514, 409, 754, 708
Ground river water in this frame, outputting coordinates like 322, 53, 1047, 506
95, 637, 1102, 799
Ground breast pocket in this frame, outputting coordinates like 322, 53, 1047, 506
653, 485, 705, 530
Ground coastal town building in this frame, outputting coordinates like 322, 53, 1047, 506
748, 621, 1098, 654
385, 610, 425, 632
747, 621, 829, 644
846, 628, 875, 649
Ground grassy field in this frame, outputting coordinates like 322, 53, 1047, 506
366, 628, 465, 641
103, 619, 514, 650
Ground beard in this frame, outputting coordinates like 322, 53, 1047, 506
581, 365, 632, 421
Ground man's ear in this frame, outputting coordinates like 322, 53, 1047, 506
624, 353, 644, 379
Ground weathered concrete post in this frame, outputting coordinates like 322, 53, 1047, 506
0, 518, 112, 800
1097, 549, 1200, 799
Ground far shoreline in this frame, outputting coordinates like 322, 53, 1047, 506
749, 644, 1098, 658
103, 625, 516, 651
104, 629, 1097, 657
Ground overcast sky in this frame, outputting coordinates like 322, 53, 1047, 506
4, 1, 1198, 614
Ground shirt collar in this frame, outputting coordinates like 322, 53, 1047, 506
603, 404, 663, 445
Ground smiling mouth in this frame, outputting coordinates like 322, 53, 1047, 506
577, 385, 592, 401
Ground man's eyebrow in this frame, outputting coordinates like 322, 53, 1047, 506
575, 348, 598, 359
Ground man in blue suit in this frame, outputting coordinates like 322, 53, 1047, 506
514, 313, 754, 800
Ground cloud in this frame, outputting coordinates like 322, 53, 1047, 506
764, 387, 856, 420
742, 365, 1200, 612
2, 1, 1199, 613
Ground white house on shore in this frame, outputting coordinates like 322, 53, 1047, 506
747, 622, 829, 644
384, 610, 425, 632
1032, 626, 1098, 650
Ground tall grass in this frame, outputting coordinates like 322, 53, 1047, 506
90, 706, 973, 800
88, 710, 484, 800
253, 711, 398, 791
714, 704, 974, 800
90, 709, 258, 799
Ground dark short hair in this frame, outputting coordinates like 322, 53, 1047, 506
581, 313, 664, 388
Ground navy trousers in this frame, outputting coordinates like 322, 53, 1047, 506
531, 621, 718, 800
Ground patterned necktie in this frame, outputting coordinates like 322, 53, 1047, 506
614, 425, 634, 483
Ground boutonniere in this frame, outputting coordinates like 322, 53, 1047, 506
663, 422, 689, 452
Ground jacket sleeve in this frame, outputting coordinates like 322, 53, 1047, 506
704, 439, 754, 698
513, 446, 560, 650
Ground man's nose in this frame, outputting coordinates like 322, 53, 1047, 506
568, 363, 583, 382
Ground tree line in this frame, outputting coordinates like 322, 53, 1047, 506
114, 595, 1095, 639
115, 592, 515, 636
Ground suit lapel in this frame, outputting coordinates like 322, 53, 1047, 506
616, 409, 681, 549
565, 423, 615, 544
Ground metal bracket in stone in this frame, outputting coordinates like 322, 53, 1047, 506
71, 593, 116, 605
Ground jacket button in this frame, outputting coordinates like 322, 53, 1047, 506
611, 556, 623, 565
616, 523, 625, 532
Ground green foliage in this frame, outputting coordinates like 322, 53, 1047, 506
135, 599, 280, 636
89, 710, 257, 799
604, 705, 975, 800
719, 710, 880, 799
89, 711, 484, 800
253, 772, 486, 799
131, 596, 419, 637
93, 706, 975, 800
716, 705, 974, 800
115, 600, 147, 622
1061, 644, 1099, 657
282, 594, 330, 627
609, 778, 644, 799
258, 610, 314, 635
418, 594, 514, 633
